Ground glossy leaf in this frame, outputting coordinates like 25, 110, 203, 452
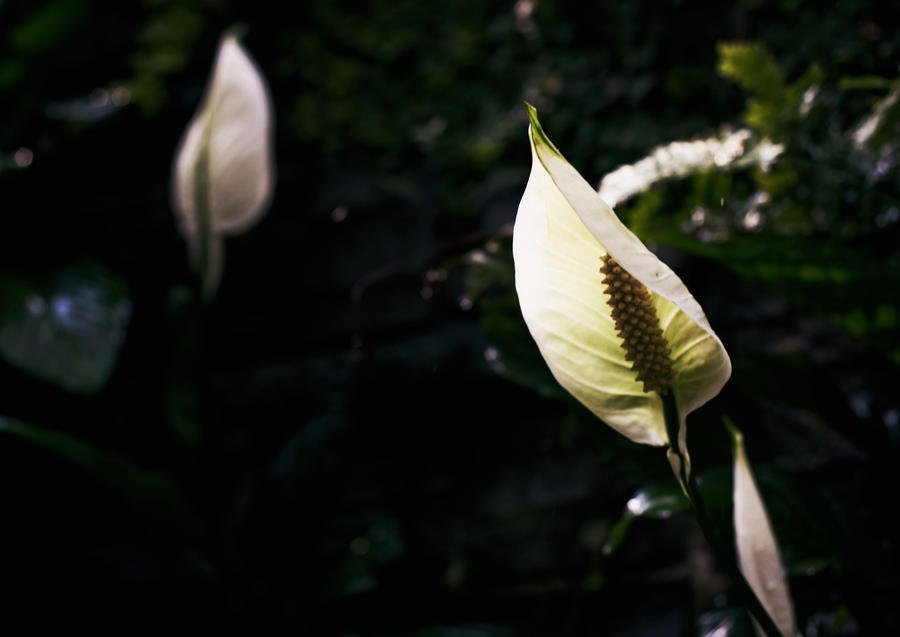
697, 606, 756, 637
647, 231, 900, 360
603, 483, 690, 555
0, 416, 195, 532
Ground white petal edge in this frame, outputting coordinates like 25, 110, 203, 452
731, 423, 796, 637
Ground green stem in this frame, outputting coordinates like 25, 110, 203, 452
194, 117, 217, 301
661, 393, 784, 637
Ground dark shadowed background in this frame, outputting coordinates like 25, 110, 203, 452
1, 0, 899, 634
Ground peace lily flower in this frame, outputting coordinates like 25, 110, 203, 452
513, 104, 731, 452
171, 30, 274, 297
513, 106, 792, 634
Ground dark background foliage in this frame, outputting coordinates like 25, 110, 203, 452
1, 0, 899, 634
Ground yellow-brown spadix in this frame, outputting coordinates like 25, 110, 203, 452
513, 104, 731, 446
171, 31, 274, 297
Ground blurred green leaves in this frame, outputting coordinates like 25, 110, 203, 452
603, 483, 689, 555
718, 42, 825, 140
0, 263, 131, 393
718, 42, 787, 101
460, 237, 569, 400
595, 41, 900, 361
647, 232, 900, 361
0, 416, 196, 534
128, 2, 206, 113
0, 0, 87, 90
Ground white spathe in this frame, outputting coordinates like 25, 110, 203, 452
732, 424, 796, 637
172, 31, 274, 295
513, 104, 731, 446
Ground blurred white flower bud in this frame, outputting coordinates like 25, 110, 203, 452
171, 31, 274, 297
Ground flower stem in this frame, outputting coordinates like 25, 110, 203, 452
661, 393, 785, 637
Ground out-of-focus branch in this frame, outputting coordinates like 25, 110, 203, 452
598, 129, 784, 208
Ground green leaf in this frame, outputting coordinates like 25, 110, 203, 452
481, 301, 570, 401
717, 42, 786, 101
603, 483, 690, 555
718, 42, 824, 139
838, 75, 895, 91
645, 231, 900, 357
9, 0, 87, 55
697, 606, 756, 637
0, 416, 195, 532
0, 263, 131, 393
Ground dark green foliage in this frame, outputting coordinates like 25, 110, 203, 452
1, 0, 899, 634
718, 41, 825, 139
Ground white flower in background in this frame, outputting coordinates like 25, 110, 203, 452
171, 30, 274, 297
513, 104, 731, 450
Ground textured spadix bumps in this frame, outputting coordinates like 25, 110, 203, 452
600, 255, 675, 395
513, 104, 731, 446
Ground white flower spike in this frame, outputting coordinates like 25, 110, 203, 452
513, 104, 731, 448
172, 30, 274, 297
